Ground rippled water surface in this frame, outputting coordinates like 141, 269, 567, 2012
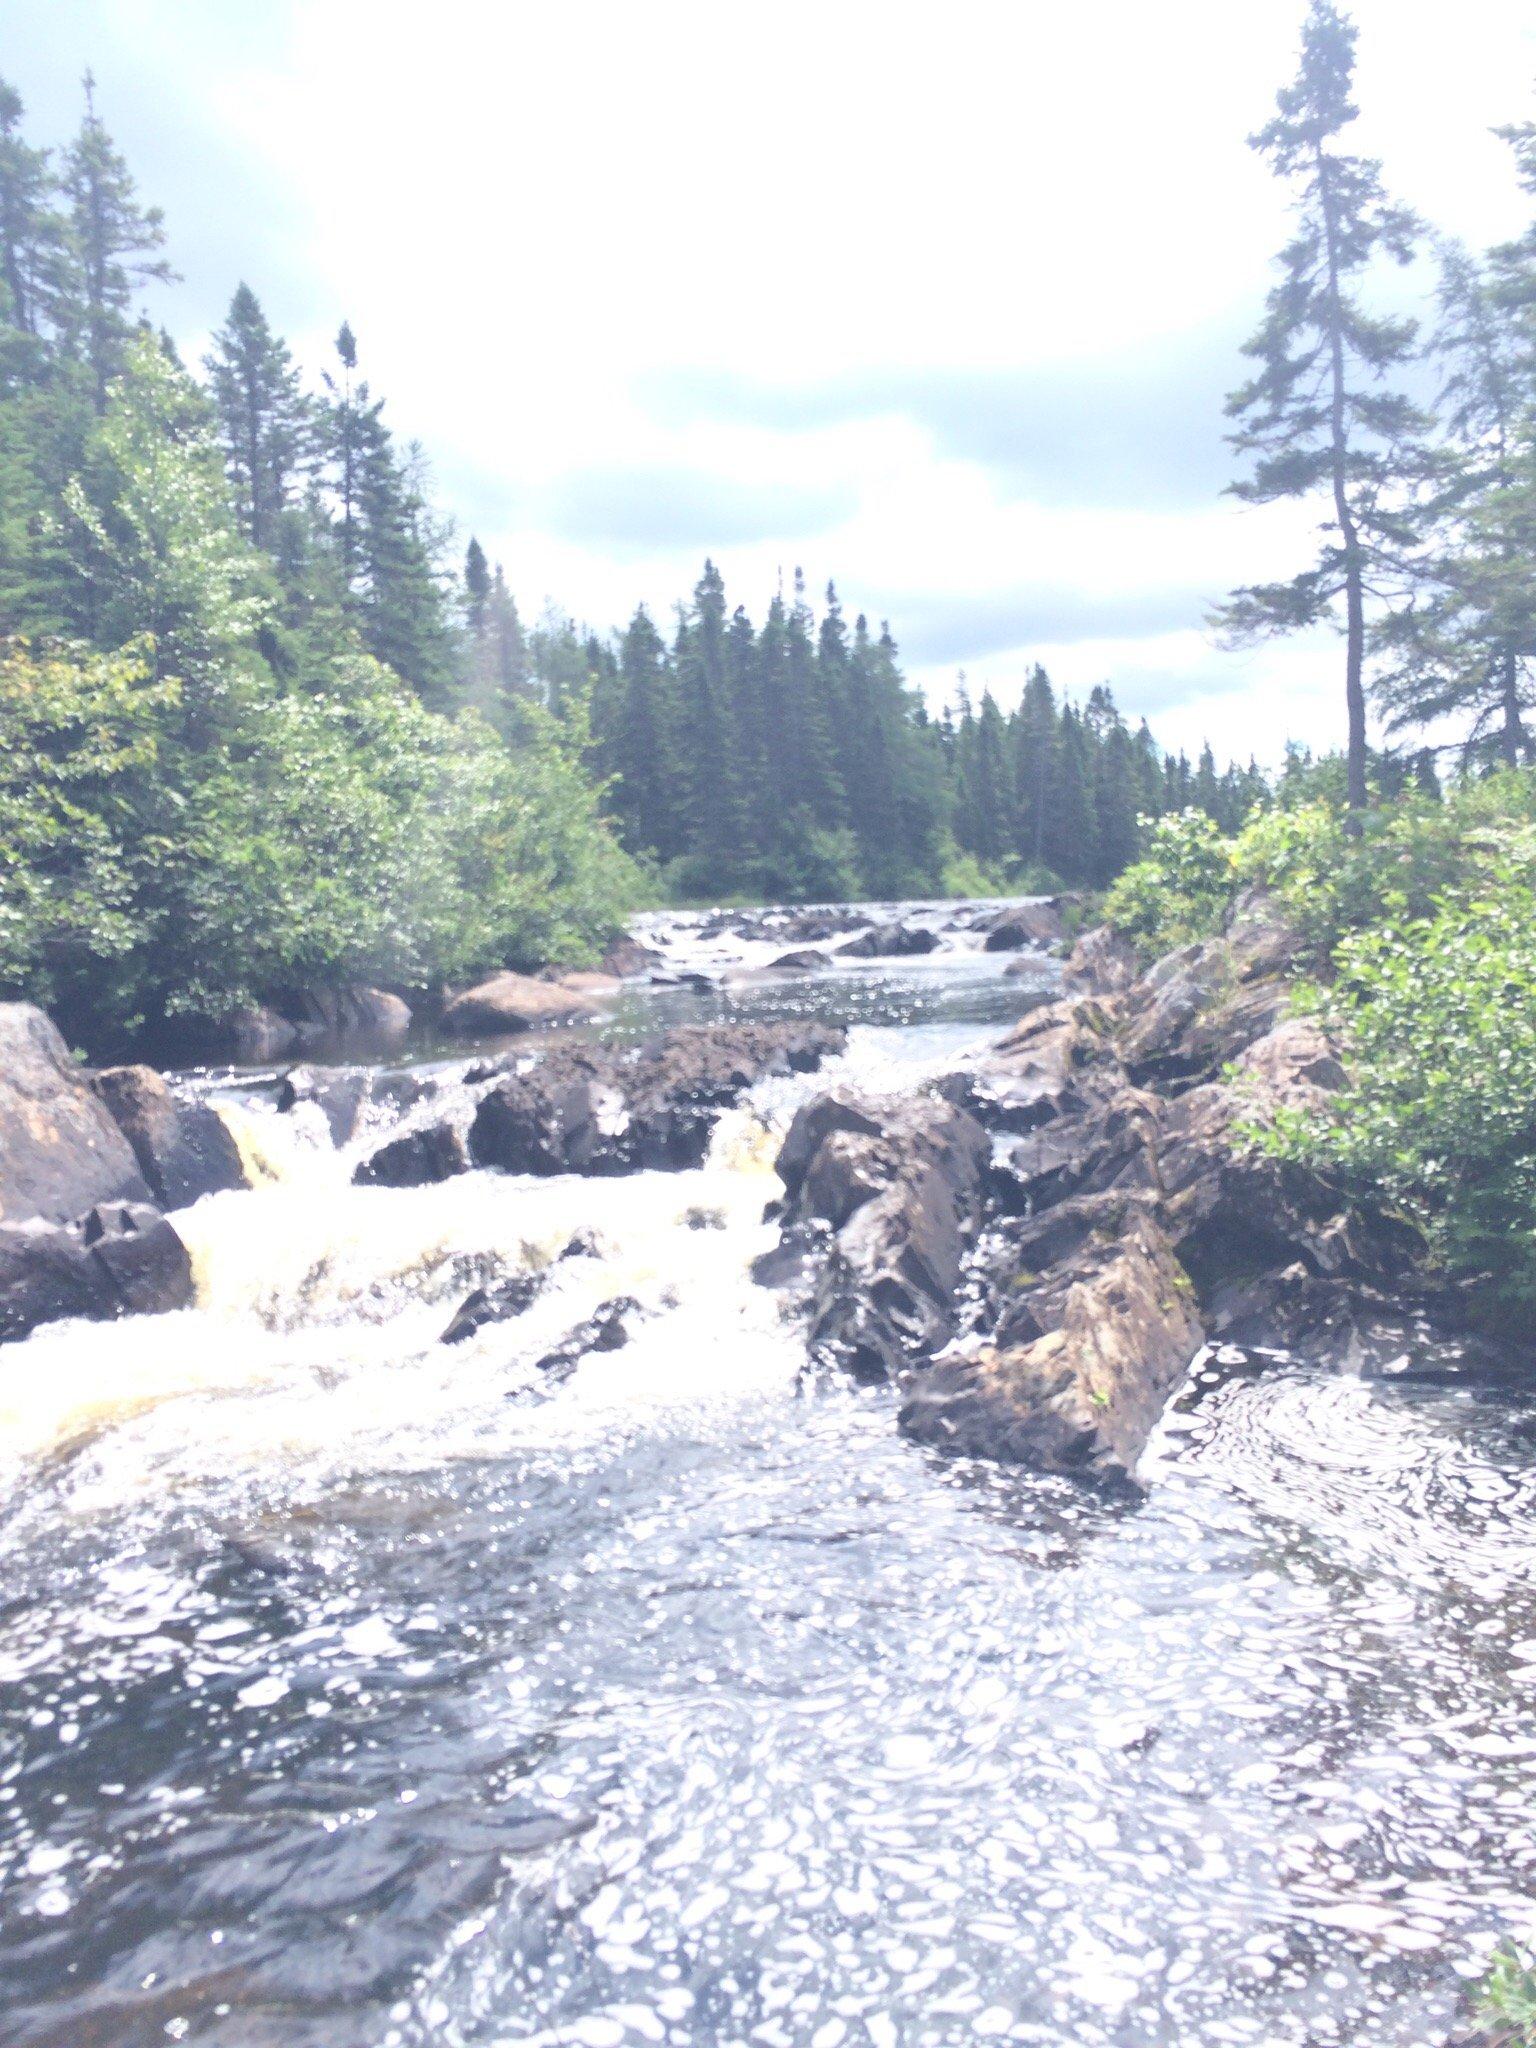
2, 904, 1534, 2047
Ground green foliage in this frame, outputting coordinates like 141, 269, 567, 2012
1477, 1944, 1536, 2045
1102, 811, 1234, 957
1259, 829, 1536, 1320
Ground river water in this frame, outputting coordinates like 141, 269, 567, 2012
1, 904, 1533, 2048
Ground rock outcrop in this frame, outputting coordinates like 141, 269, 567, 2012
762, 889, 1416, 1485
469, 1020, 846, 1179
92, 1065, 248, 1209
0, 1004, 149, 1225
773, 1090, 990, 1383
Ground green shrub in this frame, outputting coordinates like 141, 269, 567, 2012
1102, 811, 1234, 958
1257, 837, 1536, 1323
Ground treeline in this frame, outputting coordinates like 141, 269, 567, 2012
0, 74, 638, 1050
563, 574, 1265, 901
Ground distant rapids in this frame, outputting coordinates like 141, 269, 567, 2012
0, 901, 1531, 2048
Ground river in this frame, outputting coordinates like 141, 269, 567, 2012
0, 903, 1533, 2047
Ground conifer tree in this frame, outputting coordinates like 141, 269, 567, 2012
205, 284, 310, 550
614, 603, 682, 859
1012, 665, 1058, 865
60, 72, 177, 405
0, 78, 68, 360
1220, 0, 1420, 824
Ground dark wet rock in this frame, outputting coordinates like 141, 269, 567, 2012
278, 1065, 436, 1147
441, 1271, 544, 1345
600, 932, 664, 978
768, 948, 832, 973
0, 1003, 150, 1225
990, 1084, 1162, 1215
0, 1201, 193, 1343
1061, 925, 1139, 996
92, 1065, 247, 1209
939, 997, 1116, 1135
683, 1205, 726, 1230
441, 971, 598, 1037
558, 1229, 602, 1261
647, 968, 718, 990
533, 1297, 640, 1375
774, 1091, 990, 1383
469, 1020, 846, 1179
899, 1208, 1202, 1479
982, 901, 1066, 952
354, 1121, 469, 1187
835, 922, 940, 959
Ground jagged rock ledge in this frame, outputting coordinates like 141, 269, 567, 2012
756, 889, 1437, 1485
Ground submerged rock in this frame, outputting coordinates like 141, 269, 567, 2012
0, 1003, 149, 1225
0, 1200, 193, 1343
533, 1297, 640, 1376
92, 1065, 248, 1209
440, 1271, 544, 1345
278, 1064, 436, 1146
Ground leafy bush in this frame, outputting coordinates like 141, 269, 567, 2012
1102, 810, 1233, 958
1257, 838, 1536, 1323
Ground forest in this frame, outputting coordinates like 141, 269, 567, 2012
0, 71, 1273, 1047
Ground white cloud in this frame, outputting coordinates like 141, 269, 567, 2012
6, 0, 1535, 763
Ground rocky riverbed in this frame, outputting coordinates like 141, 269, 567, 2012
0, 894, 1530, 2047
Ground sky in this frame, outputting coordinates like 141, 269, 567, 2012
4, 0, 1534, 764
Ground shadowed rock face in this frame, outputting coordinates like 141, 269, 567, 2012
92, 1066, 248, 1209
773, 1090, 990, 1384
0, 1004, 149, 1225
0, 1201, 193, 1343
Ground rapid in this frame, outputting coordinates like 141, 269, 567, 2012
0, 904, 1533, 2048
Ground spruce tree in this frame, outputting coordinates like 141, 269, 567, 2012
1220, 0, 1421, 824
1377, 229, 1536, 765
60, 72, 177, 406
675, 560, 741, 874
615, 603, 682, 859
205, 284, 310, 550
1011, 665, 1058, 866
0, 79, 68, 360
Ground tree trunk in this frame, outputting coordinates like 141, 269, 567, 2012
1500, 647, 1526, 768
1318, 147, 1368, 832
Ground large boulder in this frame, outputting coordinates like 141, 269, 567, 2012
468, 1020, 846, 1180
0, 1201, 193, 1344
223, 1005, 300, 1063
773, 1091, 990, 1383
92, 1065, 247, 1209
0, 1004, 149, 1225
768, 948, 832, 973
835, 922, 940, 960
441, 972, 600, 1037
283, 986, 412, 1044
898, 1206, 1203, 1480
982, 901, 1066, 952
